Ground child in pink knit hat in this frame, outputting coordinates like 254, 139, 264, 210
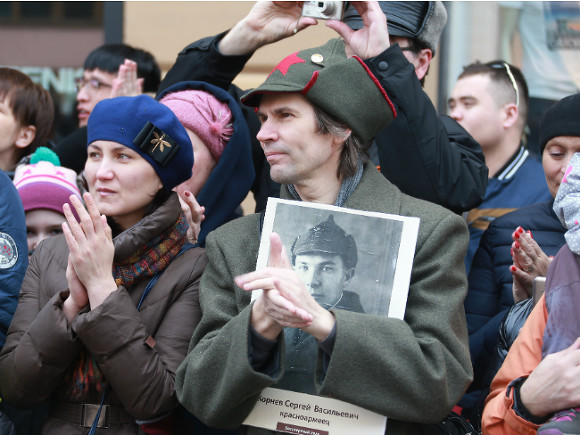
13, 147, 81, 255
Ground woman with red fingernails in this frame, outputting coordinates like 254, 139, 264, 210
460, 93, 580, 427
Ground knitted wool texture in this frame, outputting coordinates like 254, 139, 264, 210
13, 148, 81, 215
540, 93, 580, 155
553, 152, 580, 254
159, 89, 233, 162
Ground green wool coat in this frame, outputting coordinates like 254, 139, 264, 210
176, 163, 473, 434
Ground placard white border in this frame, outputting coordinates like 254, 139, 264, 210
252, 198, 420, 320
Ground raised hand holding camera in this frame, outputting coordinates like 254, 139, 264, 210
301, 1, 345, 20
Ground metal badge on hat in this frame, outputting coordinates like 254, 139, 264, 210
133, 121, 181, 167
311, 54, 324, 64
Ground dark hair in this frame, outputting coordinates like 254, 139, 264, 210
405, 37, 430, 53
0, 67, 55, 163
459, 60, 529, 126
83, 44, 161, 93
312, 104, 368, 180
399, 38, 430, 87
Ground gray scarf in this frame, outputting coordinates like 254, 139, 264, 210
287, 160, 364, 207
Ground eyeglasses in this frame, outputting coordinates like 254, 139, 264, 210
489, 62, 520, 108
74, 77, 112, 94
390, 37, 419, 54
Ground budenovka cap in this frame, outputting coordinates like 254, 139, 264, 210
291, 215, 358, 270
241, 38, 396, 144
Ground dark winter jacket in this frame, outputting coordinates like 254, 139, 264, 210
0, 171, 28, 349
465, 147, 552, 272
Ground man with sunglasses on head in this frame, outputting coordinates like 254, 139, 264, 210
53, 44, 161, 173
448, 61, 552, 274
159, 1, 488, 215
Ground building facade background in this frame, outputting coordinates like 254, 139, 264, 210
0, 2, 509, 132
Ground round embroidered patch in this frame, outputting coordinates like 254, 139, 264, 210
0, 232, 18, 269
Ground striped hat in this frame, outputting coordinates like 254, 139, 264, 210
13, 147, 81, 215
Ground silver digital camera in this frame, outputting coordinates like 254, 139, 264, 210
302, 1, 344, 21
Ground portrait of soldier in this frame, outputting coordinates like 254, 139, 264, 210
291, 214, 364, 313
278, 214, 364, 395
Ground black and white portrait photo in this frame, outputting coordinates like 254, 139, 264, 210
256, 198, 419, 318
253, 199, 419, 396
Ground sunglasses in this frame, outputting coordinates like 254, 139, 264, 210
489, 62, 520, 108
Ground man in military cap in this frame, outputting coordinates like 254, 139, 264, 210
291, 215, 363, 312
160, 1, 487, 214
176, 10, 472, 433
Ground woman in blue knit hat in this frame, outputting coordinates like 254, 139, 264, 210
0, 95, 208, 434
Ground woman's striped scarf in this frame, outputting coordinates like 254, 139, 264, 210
68, 213, 188, 399
112, 213, 188, 289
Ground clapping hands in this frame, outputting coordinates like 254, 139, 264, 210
510, 226, 552, 302
236, 233, 335, 341
61, 193, 117, 323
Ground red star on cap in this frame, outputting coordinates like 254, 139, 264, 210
271, 52, 305, 76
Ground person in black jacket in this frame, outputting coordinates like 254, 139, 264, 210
158, 1, 488, 214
